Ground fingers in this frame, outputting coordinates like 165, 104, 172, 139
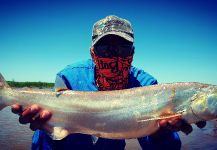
158, 119, 168, 127
11, 104, 23, 114
162, 120, 182, 132
29, 110, 52, 131
169, 119, 193, 135
159, 118, 193, 135
159, 118, 206, 136
11, 104, 52, 131
19, 104, 41, 124
195, 121, 206, 128
179, 120, 193, 135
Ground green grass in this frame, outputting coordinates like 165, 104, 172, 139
7, 81, 54, 89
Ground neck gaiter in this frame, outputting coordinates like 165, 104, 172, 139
91, 49, 133, 91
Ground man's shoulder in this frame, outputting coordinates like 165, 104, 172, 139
64, 59, 94, 70
57, 59, 94, 79
130, 66, 156, 79
129, 66, 158, 86
56, 59, 96, 90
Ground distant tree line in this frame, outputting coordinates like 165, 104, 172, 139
7, 81, 54, 89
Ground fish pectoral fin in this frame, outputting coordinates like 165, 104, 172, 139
51, 127, 70, 140
137, 113, 182, 123
157, 113, 182, 121
42, 124, 70, 140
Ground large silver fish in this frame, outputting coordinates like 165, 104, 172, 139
0, 73, 217, 140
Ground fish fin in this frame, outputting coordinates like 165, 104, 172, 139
0, 73, 10, 89
43, 124, 70, 140
42, 124, 71, 140
157, 113, 182, 120
51, 127, 70, 140
0, 73, 9, 110
137, 113, 182, 123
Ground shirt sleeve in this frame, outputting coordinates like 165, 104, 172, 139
138, 131, 181, 150
137, 70, 158, 86
129, 66, 158, 87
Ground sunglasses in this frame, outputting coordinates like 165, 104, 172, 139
94, 45, 134, 57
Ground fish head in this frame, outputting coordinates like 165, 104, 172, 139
191, 86, 217, 121
206, 89, 217, 117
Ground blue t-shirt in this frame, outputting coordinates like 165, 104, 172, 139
32, 59, 181, 150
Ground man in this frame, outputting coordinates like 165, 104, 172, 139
12, 15, 205, 150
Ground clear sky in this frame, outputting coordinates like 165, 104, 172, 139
1, 0, 217, 84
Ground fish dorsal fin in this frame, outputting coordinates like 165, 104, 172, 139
0, 73, 10, 88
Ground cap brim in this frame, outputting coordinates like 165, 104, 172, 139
92, 31, 134, 46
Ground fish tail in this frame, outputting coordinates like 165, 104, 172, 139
0, 73, 9, 110
0, 73, 10, 89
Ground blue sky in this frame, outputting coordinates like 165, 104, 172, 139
0, 0, 217, 84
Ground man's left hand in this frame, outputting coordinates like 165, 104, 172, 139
158, 118, 206, 135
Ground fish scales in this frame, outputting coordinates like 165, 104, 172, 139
0, 73, 217, 140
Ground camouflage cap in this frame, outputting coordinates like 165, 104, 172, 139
92, 15, 134, 46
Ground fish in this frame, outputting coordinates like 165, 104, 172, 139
0, 73, 217, 140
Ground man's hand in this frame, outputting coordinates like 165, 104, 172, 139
11, 104, 52, 131
159, 117, 206, 135
151, 117, 206, 138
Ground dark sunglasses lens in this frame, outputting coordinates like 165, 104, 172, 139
95, 45, 133, 57
118, 45, 133, 57
95, 46, 111, 57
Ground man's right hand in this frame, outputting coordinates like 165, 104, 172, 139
11, 104, 52, 131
